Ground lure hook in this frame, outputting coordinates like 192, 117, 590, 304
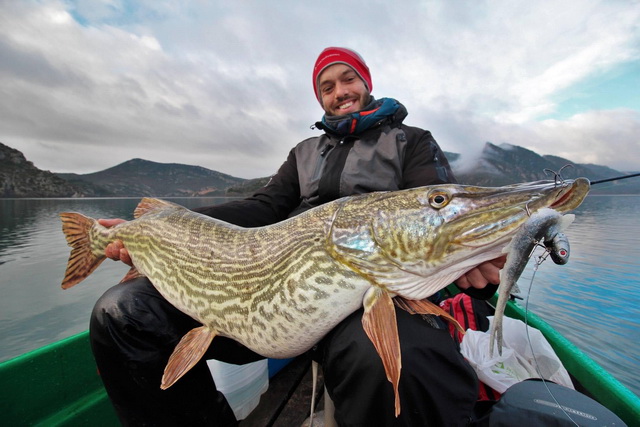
544, 165, 574, 188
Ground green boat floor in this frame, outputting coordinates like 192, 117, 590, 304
0, 331, 119, 426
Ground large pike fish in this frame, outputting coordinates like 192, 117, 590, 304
60, 178, 589, 416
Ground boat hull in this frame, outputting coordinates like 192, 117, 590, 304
1, 298, 638, 426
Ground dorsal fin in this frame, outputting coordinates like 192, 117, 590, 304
134, 198, 179, 219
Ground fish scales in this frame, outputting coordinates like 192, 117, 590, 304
61, 178, 590, 417
105, 200, 370, 357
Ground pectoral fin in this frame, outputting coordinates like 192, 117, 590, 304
394, 297, 465, 335
361, 287, 402, 417
161, 326, 216, 390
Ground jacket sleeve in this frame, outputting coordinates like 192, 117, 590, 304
400, 127, 458, 188
192, 149, 301, 227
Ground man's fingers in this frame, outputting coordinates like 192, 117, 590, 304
455, 256, 506, 290
105, 240, 124, 260
98, 218, 126, 228
491, 255, 507, 269
475, 261, 501, 285
465, 268, 490, 289
120, 248, 133, 266
455, 274, 471, 290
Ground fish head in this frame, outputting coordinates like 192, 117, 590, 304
329, 178, 590, 299
422, 177, 590, 253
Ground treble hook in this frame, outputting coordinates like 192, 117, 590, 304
544, 165, 574, 188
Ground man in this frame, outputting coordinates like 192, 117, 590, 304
92, 47, 504, 426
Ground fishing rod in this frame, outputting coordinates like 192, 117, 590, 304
590, 172, 640, 185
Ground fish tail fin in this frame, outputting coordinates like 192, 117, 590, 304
559, 213, 575, 230
59, 212, 106, 289
489, 318, 503, 357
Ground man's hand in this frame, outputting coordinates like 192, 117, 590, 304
98, 219, 133, 266
454, 255, 506, 290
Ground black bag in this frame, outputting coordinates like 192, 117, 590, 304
485, 379, 627, 426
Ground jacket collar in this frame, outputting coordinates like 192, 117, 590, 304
315, 97, 407, 138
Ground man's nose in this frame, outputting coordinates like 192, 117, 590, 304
335, 82, 349, 98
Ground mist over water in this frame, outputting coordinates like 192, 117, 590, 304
0, 195, 638, 396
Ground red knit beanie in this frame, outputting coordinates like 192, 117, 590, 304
312, 47, 372, 103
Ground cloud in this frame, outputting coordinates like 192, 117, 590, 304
416, 107, 640, 172
523, 109, 640, 170
373, 2, 640, 121
0, 0, 638, 178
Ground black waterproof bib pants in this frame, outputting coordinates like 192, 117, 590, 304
90, 277, 479, 426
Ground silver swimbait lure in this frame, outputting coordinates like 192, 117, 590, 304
490, 208, 575, 355
547, 232, 570, 265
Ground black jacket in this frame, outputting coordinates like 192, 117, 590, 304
195, 104, 456, 227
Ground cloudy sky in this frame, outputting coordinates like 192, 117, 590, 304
1, 0, 639, 179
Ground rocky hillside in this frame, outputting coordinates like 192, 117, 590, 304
452, 143, 640, 194
225, 176, 271, 195
2, 141, 638, 198
0, 142, 80, 197
57, 158, 246, 197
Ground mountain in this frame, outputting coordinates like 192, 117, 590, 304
0, 142, 80, 197
57, 158, 246, 197
224, 176, 271, 195
1, 141, 638, 198
452, 142, 640, 194
454, 143, 581, 184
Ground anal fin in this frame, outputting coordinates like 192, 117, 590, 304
161, 326, 217, 390
119, 266, 144, 283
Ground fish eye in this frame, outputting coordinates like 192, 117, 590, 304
428, 190, 450, 209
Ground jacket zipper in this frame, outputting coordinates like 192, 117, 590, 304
312, 142, 336, 182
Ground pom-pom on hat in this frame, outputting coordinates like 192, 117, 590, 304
313, 47, 372, 103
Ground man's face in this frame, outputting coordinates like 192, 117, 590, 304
317, 64, 370, 116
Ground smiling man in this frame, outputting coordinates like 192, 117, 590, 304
315, 48, 372, 116
318, 63, 368, 114
92, 47, 503, 426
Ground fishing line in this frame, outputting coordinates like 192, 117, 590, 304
522, 246, 579, 427
510, 170, 636, 425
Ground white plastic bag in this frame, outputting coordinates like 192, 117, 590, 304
460, 316, 573, 393
207, 359, 269, 420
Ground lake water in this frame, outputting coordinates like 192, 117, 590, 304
0, 195, 638, 397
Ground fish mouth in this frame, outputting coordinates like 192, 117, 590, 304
445, 178, 590, 251
548, 177, 591, 212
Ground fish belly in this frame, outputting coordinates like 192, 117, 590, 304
122, 214, 373, 358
